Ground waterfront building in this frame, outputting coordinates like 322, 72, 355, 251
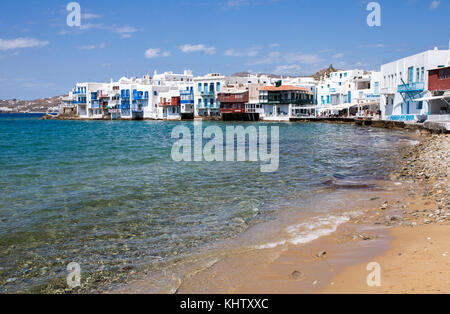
316, 70, 381, 117
217, 83, 264, 121
423, 66, 450, 121
259, 84, 314, 121
193, 73, 227, 117
380, 46, 449, 122
180, 85, 195, 120
152, 70, 194, 87
155, 87, 183, 120
193, 73, 274, 118
60, 91, 77, 115
282, 77, 319, 106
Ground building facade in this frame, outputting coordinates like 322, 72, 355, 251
259, 84, 314, 121
380, 47, 449, 122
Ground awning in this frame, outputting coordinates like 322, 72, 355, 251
415, 95, 450, 102
320, 103, 358, 111
293, 106, 321, 110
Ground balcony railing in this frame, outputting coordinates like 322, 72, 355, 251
201, 91, 215, 97
259, 98, 313, 105
220, 108, 245, 114
217, 92, 249, 103
398, 82, 425, 93
380, 87, 396, 94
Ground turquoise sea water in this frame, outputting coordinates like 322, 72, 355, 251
0, 114, 414, 293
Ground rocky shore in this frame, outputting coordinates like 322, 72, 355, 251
324, 134, 449, 294
395, 134, 449, 225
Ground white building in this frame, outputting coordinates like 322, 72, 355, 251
259, 84, 315, 121
282, 76, 319, 105
380, 46, 449, 122
317, 70, 381, 117
67, 71, 196, 120
193, 73, 274, 117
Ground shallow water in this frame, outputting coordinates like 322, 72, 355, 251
0, 115, 415, 292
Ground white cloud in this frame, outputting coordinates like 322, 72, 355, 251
430, 1, 440, 9
248, 51, 281, 65
273, 64, 302, 75
82, 13, 101, 19
77, 42, 105, 50
115, 26, 139, 38
366, 43, 387, 48
224, 47, 260, 57
286, 53, 323, 65
269, 43, 280, 48
179, 44, 216, 55
227, 0, 250, 7
116, 26, 138, 34
332, 53, 344, 59
0, 37, 49, 51
145, 48, 171, 59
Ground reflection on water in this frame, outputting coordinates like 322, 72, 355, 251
0, 116, 414, 292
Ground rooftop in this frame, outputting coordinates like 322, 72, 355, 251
261, 85, 312, 94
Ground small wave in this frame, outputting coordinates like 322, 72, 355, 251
255, 214, 354, 250
286, 215, 350, 245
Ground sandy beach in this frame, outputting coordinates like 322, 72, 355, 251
162, 134, 449, 294
324, 134, 450, 294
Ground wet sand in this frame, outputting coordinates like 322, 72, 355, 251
120, 134, 449, 294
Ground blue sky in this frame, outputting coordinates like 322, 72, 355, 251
0, 0, 449, 99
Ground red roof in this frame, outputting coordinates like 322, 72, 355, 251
261, 85, 312, 94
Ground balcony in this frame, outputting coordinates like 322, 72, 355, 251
220, 108, 245, 114
259, 98, 313, 105
201, 91, 215, 97
217, 92, 249, 103
381, 87, 396, 94
398, 82, 425, 93
133, 91, 144, 100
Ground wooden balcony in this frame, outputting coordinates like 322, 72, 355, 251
217, 91, 249, 103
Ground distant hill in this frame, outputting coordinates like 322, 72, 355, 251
0, 95, 64, 113
232, 65, 340, 81
232, 72, 282, 79
311, 65, 338, 80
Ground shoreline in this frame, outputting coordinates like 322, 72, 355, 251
40, 113, 450, 134
118, 134, 448, 294
323, 134, 449, 294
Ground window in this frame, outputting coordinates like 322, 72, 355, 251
408, 67, 413, 83
217, 82, 220, 92
417, 101, 423, 110
416, 68, 420, 83
344, 73, 347, 78
421, 67, 425, 82
438, 68, 450, 79
198, 99, 202, 106
198, 83, 202, 92
374, 82, 380, 94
